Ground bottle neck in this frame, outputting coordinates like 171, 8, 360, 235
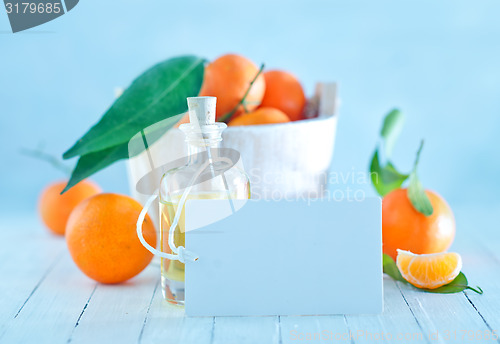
187, 140, 221, 154
186, 139, 221, 165
180, 122, 226, 165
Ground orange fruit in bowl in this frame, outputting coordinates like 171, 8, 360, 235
228, 107, 290, 126
396, 249, 462, 289
66, 193, 157, 284
382, 188, 455, 260
259, 70, 306, 121
199, 53, 266, 120
38, 179, 101, 235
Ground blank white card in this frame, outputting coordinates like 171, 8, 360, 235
184, 198, 382, 316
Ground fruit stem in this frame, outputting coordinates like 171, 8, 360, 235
20, 147, 72, 175
218, 63, 265, 123
242, 102, 250, 114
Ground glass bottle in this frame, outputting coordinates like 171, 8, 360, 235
159, 96, 250, 305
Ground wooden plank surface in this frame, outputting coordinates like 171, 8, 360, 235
0, 218, 66, 338
280, 315, 349, 343
1, 213, 499, 344
344, 277, 429, 344
0, 249, 96, 343
139, 279, 214, 344
212, 316, 280, 344
68, 267, 158, 344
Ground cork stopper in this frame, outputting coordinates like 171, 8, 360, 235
187, 97, 216, 127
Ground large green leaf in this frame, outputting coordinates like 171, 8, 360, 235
370, 149, 409, 197
62, 113, 184, 193
63, 55, 205, 159
63, 144, 129, 194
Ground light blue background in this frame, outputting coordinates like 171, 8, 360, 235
1, 0, 499, 215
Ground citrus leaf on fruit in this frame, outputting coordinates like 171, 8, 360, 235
408, 172, 433, 216
63, 55, 206, 159
369, 109, 409, 197
407, 141, 433, 216
370, 150, 409, 197
380, 108, 404, 158
382, 254, 482, 294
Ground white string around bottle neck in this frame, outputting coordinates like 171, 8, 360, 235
136, 156, 234, 263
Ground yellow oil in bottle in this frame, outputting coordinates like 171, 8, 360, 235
159, 191, 234, 304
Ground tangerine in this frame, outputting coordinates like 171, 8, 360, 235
383, 188, 455, 260
228, 107, 290, 126
38, 179, 101, 235
199, 54, 265, 120
259, 70, 306, 121
66, 193, 157, 284
396, 249, 462, 289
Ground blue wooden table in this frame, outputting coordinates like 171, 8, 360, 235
1, 205, 499, 344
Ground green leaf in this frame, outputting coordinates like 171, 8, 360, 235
369, 109, 408, 196
407, 141, 433, 216
408, 172, 434, 216
370, 150, 409, 196
382, 254, 483, 294
382, 254, 406, 282
62, 115, 182, 193
380, 108, 404, 158
423, 272, 483, 294
63, 144, 129, 194
63, 55, 206, 159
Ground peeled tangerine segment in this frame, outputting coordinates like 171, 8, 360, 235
396, 249, 462, 289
